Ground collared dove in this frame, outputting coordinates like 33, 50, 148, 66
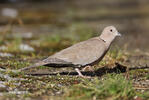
20, 26, 121, 77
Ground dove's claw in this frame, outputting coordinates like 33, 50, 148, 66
82, 65, 94, 71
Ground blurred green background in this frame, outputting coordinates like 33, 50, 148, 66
0, 0, 149, 52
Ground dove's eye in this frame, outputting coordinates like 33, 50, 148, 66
110, 29, 113, 32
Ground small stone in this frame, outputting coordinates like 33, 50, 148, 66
0, 52, 13, 57
19, 44, 34, 52
0, 46, 7, 50
0, 82, 7, 92
1, 8, 18, 18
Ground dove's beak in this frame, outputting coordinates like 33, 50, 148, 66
117, 32, 121, 36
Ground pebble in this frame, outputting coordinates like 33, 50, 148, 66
1, 8, 18, 18
19, 44, 34, 52
0, 52, 13, 57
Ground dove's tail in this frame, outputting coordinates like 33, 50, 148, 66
19, 58, 74, 71
20, 61, 47, 71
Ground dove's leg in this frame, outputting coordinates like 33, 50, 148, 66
75, 68, 91, 78
75, 68, 84, 77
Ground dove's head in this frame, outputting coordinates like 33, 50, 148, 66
100, 26, 121, 44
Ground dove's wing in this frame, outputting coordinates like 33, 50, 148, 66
49, 37, 107, 66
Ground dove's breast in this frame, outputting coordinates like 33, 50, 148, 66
50, 37, 108, 66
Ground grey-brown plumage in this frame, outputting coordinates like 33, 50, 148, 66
20, 26, 121, 77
